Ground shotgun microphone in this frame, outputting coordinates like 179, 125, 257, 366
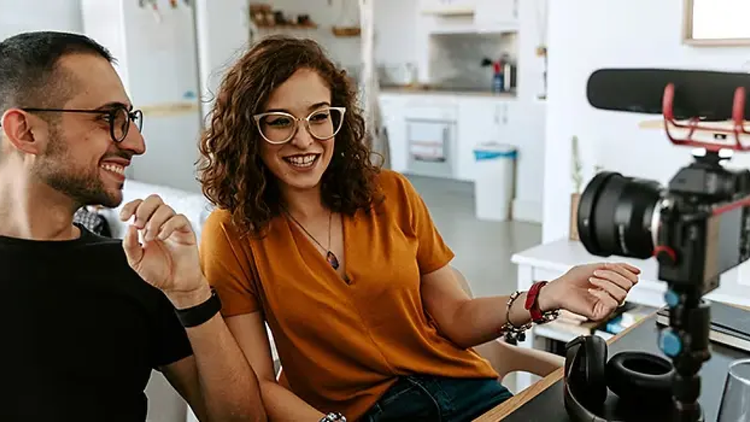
586, 68, 750, 121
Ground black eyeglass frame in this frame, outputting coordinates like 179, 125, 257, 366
11, 106, 143, 143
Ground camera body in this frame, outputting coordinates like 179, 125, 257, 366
578, 153, 750, 296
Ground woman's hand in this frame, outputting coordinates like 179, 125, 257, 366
538, 262, 641, 321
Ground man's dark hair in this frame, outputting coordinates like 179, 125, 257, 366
0, 31, 114, 113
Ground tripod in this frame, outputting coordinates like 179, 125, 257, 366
653, 150, 737, 421
656, 280, 712, 422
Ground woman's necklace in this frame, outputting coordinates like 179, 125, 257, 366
285, 209, 340, 270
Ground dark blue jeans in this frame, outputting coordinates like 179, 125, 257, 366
361, 375, 513, 422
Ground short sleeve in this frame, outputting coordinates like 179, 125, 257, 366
199, 210, 261, 317
151, 292, 193, 368
393, 172, 455, 274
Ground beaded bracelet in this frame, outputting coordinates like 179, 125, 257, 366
500, 289, 559, 343
319, 412, 346, 422
502, 291, 533, 343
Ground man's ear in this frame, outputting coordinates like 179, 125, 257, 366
1, 109, 44, 156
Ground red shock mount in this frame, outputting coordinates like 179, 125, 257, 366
662, 82, 750, 152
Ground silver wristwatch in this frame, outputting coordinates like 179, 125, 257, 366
320, 412, 346, 422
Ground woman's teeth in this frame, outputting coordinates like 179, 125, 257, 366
284, 154, 318, 168
101, 163, 125, 175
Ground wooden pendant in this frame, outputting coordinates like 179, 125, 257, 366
326, 251, 340, 269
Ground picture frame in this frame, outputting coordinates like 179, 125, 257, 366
683, 0, 750, 46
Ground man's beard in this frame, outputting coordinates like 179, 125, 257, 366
34, 128, 124, 209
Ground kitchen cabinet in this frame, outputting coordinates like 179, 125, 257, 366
380, 93, 517, 182
474, 0, 518, 31
405, 119, 456, 179
402, 98, 459, 178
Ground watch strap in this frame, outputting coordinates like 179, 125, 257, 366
525, 281, 548, 323
174, 288, 222, 328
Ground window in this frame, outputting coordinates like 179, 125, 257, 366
683, 0, 750, 46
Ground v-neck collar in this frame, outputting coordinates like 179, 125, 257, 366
283, 213, 352, 284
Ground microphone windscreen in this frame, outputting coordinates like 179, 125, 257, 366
586, 68, 750, 121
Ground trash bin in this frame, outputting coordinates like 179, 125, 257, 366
473, 144, 517, 221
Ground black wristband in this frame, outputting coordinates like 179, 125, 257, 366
174, 288, 222, 328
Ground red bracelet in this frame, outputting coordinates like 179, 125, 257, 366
525, 281, 548, 323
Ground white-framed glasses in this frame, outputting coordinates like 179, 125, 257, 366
253, 106, 346, 145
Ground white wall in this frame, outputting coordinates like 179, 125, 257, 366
81, 1, 130, 101
122, 1, 203, 194
0, 0, 83, 39
194, 0, 250, 122
83, 0, 204, 194
373, 0, 419, 67
513, 0, 547, 222
543, 0, 750, 281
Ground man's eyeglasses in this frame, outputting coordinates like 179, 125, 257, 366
253, 106, 346, 145
18, 105, 143, 143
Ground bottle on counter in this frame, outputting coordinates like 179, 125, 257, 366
492, 62, 504, 93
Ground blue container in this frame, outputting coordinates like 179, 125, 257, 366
492, 73, 504, 93
474, 146, 517, 161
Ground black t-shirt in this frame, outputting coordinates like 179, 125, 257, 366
0, 225, 193, 422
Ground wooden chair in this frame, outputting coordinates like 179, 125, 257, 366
451, 267, 564, 387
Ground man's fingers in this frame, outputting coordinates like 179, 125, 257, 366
157, 214, 192, 240
589, 277, 627, 304
144, 205, 175, 242
122, 224, 143, 266
119, 199, 143, 222
132, 194, 165, 229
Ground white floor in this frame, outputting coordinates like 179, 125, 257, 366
408, 175, 542, 299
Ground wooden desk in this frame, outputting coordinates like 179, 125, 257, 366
510, 238, 750, 392
475, 307, 750, 421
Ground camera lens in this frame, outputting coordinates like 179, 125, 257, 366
577, 172, 663, 259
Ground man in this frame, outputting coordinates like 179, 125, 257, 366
0, 31, 266, 421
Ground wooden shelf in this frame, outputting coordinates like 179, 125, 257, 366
332, 26, 361, 37
420, 6, 475, 16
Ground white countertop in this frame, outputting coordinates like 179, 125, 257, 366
511, 238, 750, 308
380, 85, 517, 99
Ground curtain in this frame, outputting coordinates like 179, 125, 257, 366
358, 0, 391, 169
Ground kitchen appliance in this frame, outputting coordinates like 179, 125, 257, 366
405, 103, 458, 178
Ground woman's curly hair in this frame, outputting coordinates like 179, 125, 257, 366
197, 35, 382, 237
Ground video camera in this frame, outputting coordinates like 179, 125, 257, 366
570, 68, 750, 422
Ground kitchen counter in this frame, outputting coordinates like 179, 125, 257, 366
380, 84, 516, 98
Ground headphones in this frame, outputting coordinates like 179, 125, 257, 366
563, 335, 675, 421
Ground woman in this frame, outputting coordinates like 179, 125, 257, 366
197, 36, 640, 422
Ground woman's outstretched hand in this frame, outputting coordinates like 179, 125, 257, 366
538, 262, 641, 321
